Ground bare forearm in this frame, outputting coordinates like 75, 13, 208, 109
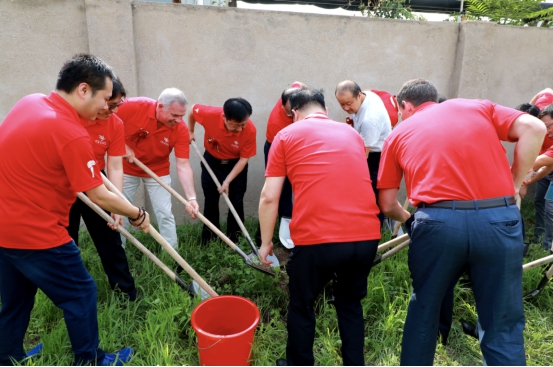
177, 163, 197, 199
107, 156, 124, 194
259, 194, 279, 245
379, 188, 411, 222
510, 115, 546, 190
225, 158, 248, 184
85, 184, 139, 218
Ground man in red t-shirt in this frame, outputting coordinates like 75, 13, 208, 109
378, 79, 544, 365
188, 98, 256, 244
0, 54, 149, 366
259, 88, 381, 366
116, 88, 199, 250
66, 77, 137, 301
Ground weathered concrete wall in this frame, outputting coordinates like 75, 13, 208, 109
1, 0, 552, 225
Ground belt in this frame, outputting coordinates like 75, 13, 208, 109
418, 196, 516, 210
204, 151, 238, 165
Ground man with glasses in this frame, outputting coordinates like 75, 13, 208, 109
335, 80, 392, 226
66, 77, 137, 301
188, 98, 256, 245
378, 79, 544, 365
117, 88, 199, 250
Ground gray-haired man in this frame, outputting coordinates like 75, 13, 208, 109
117, 88, 198, 249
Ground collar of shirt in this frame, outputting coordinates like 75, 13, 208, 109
412, 101, 438, 116
303, 112, 330, 121
49, 91, 81, 125
352, 93, 370, 119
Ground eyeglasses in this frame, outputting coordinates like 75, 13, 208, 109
546, 122, 553, 131
108, 99, 125, 111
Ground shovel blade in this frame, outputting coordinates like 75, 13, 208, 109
190, 281, 211, 300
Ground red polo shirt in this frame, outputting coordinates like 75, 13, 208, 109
266, 113, 381, 245
192, 104, 256, 160
536, 92, 553, 154
378, 99, 525, 206
81, 114, 126, 171
266, 82, 303, 143
371, 89, 399, 127
0, 92, 103, 249
116, 97, 190, 177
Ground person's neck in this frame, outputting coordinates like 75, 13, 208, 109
56, 90, 79, 111
297, 107, 326, 120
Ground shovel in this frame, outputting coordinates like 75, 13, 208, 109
100, 173, 218, 297
373, 239, 410, 266
129, 158, 275, 277
76, 193, 207, 297
190, 141, 279, 267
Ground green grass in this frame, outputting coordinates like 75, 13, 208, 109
7, 198, 553, 365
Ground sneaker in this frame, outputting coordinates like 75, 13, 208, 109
25, 343, 43, 360
101, 347, 134, 366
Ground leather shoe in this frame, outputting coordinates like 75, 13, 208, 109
461, 320, 479, 340
276, 358, 287, 366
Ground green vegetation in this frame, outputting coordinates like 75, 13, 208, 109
9, 199, 553, 365
359, 0, 426, 21
450, 0, 553, 26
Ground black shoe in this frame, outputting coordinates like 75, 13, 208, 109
461, 320, 479, 340
276, 358, 287, 366
523, 243, 530, 257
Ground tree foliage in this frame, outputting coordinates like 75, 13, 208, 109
359, 0, 426, 20
464, 0, 551, 26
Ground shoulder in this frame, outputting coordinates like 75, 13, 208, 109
193, 104, 222, 116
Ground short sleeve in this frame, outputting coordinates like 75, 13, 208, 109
266, 133, 287, 177
490, 102, 525, 142
61, 137, 103, 192
376, 139, 403, 189
174, 124, 191, 159
240, 122, 257, 159
107, 115, 126, 157
192, 104, 221, 126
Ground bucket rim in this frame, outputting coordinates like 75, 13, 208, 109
191, 295, 260, 339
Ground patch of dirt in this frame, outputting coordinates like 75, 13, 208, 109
273, 246, 291, 266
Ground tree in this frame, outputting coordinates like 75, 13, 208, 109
463, 0, 548, 26
359, 0, 426, 20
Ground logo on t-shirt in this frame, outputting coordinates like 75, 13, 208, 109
95, 134, 107, 145
87, 160, 96, 178
195, 108, 199, 113
231, 140, 239, 149
160, 137, 169, 146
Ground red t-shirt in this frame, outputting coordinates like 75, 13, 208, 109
0, 92, 103, 249
378, 99, 525, 206
266, 113, 381, 245
265, 82, 303, 143
371, 89, 399, 127
81, 114, 126, 171
116, 97, 190, 177
192, 104, 256, 160
536, 92, 553, 154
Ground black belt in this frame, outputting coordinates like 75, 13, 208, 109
418, 196, 516, 210
204, 150, 239, 166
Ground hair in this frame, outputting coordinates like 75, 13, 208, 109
515, 102, 540, 118
281, 85, 307, 106
335, 80, 363, 98
437, 94, 448, 103
289, 87, 325, 112
223, 98, 253, 122
111, 77, 127, 100
397, 79, 439, 108
538, 104, 553, 119
56, 53, 115, 95
158, 88, 188, 108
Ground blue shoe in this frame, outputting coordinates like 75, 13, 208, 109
25, 343, 43, 360
101, 347, 133, 366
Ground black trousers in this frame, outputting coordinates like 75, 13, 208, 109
285, 240, 379, 366
67, 194, 136, 300
367, 152, 384, 226
201, 150, 248, 244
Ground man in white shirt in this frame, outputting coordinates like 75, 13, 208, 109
336, 80, 392, 225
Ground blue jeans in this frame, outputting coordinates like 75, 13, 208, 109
0, 241, 105, 365
401, 204, 525, 366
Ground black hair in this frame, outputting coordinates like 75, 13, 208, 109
335, 81, 363, 98
539, 104, 553, 119
289, 87, 325, 112
111, 77, 127, 100
223, 98, 252, 122
282, 86, 303, 106
397, 79, 438, 108
515, 103, 540, 118
437, 94, 447, 103
56, 54, 115, 95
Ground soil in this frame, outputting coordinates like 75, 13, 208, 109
273, 246, 292, 266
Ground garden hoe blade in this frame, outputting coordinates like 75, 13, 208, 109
525, 263, 553, 299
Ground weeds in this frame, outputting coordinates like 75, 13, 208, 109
6, 197, 553, 365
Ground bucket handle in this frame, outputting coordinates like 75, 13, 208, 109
196, 339, 222, 350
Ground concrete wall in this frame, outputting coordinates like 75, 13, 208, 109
1, 0, 552, 225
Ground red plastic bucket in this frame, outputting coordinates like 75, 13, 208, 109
191, 295, 260, 366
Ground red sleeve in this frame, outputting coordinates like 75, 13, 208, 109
536, 92, 553, 110
107, 115, 126, 157
240, 121, 257, 159
193, 104, 221, 126
174, 123, 191, 159
61, 137, 103, 192
266, 133, 286, 177
489, 101, 525, 142
544, 145, 553, 158
377, 139, 403, 189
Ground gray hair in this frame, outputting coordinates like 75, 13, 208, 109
158, 88, 188, 108
397, 79, 438, 108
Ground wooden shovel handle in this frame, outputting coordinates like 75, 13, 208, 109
378, 233, 409, 253
380, 239, 410, 261
100, 173, 218, 298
